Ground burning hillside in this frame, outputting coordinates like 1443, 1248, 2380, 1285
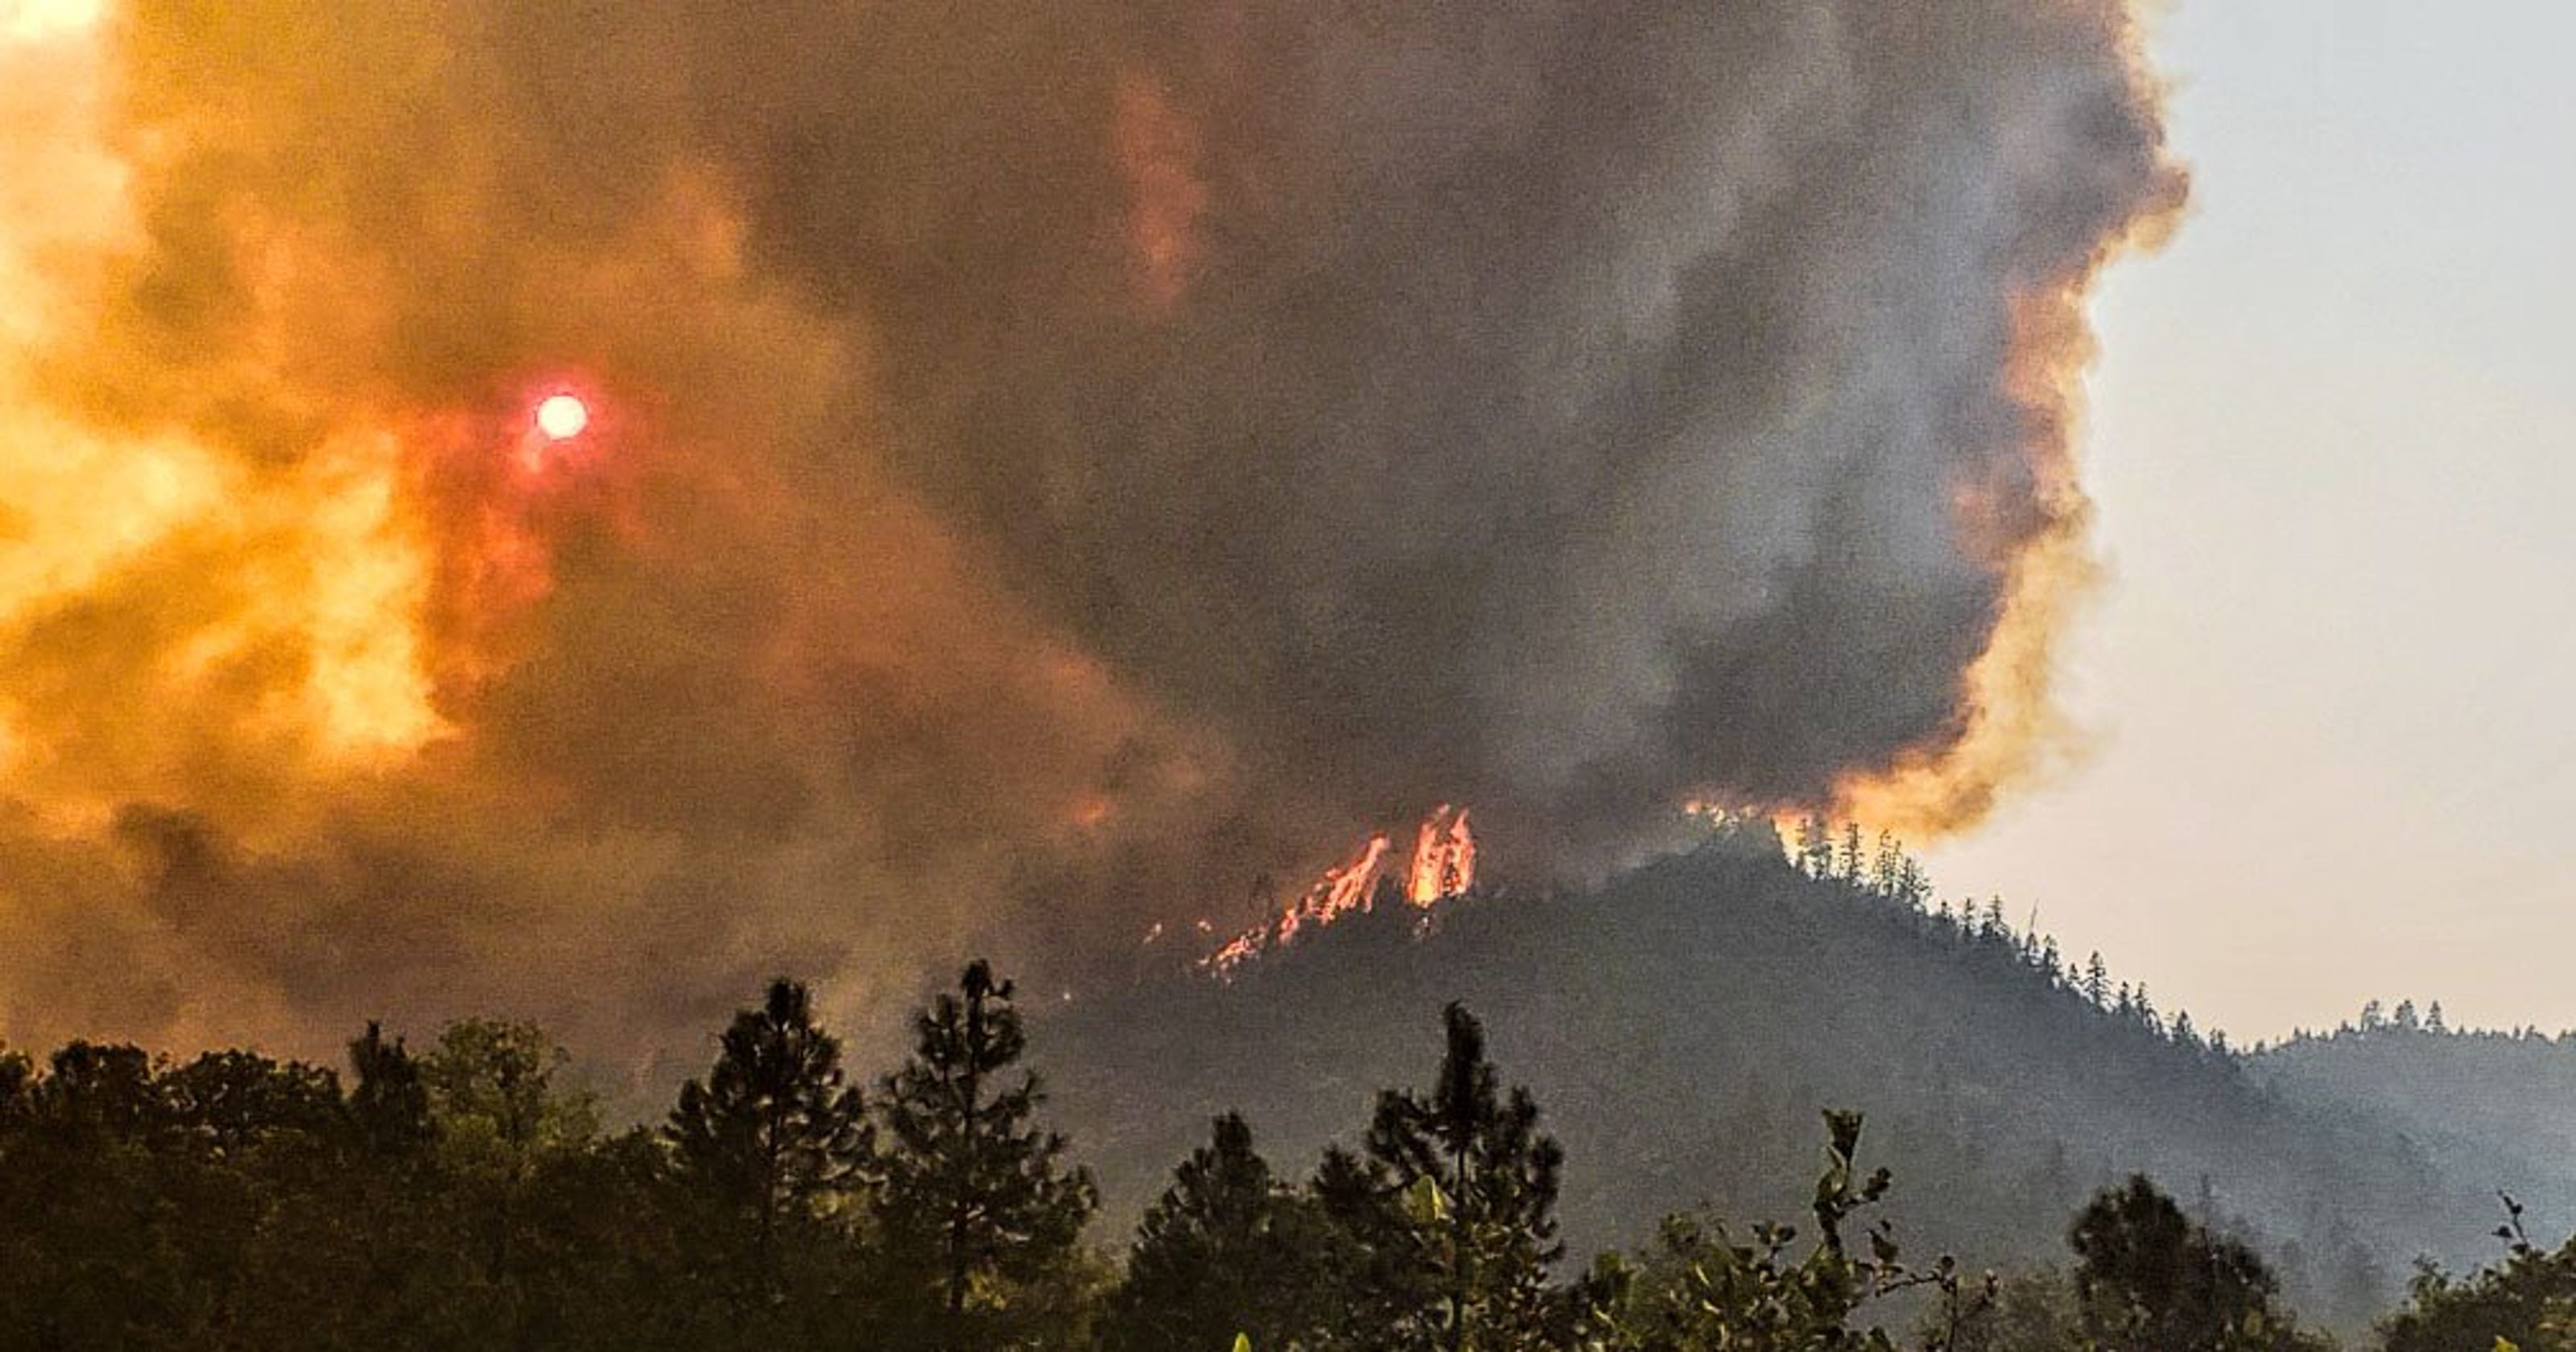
1204, 804, 1476, 974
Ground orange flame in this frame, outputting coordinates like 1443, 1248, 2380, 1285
1205, 930, 1261, 973
1274, 832, 1387, 949
1406, 804, 1475, 906
1203, 804, 1477, 975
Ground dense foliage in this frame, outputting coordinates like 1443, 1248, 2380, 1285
9, 835, 2576, 1349
2376, 1196, 2576, 1352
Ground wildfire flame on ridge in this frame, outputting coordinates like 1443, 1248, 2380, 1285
1406, 804, 1474, 905
1203, 804, 1476, 976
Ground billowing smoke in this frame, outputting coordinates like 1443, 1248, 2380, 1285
0, 1, 2182, 1066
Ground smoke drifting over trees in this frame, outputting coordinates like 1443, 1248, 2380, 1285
0, 3, 2180, 1056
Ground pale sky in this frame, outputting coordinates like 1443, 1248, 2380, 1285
1923, 2, 2576, 1042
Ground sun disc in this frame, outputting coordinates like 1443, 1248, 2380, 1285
534, 394, 588, 439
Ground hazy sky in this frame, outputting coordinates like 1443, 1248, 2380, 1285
1924, 2, 2576, 1041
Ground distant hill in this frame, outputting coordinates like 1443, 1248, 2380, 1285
2254, 1018, 2576, 1253
1034, 826, 2553, 1333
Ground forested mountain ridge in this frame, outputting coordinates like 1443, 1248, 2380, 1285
1038, 825, 2541, 1331
2253, 1013, 2576, 1255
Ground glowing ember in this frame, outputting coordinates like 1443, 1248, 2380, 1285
1277, 834, 1390, 948
533, 393, 588, 440
1205, 931, 1261, 973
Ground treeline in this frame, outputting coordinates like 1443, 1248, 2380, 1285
9, 953, 2559, 1351
1779, 814, 2233, 1057
0, 958, 2277, 1352
2, 966, 1096, 1350
2280, 998, 2576, 1047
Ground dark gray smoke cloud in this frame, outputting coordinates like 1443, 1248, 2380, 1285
680, 1, 2183, 848
0, 0, 2181, 1066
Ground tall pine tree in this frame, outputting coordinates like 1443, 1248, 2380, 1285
667, 979, 870, 1304
2083, 952, 2112, 1008
872, 960, 1096, 1351
1320, 1002, 1567, 1352
348, 1020, 431, 1160
1102, 1111, 1332, 1352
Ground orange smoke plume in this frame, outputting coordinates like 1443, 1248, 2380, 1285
0, 0, 2187, 1060
1818, 171, 2186, 839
